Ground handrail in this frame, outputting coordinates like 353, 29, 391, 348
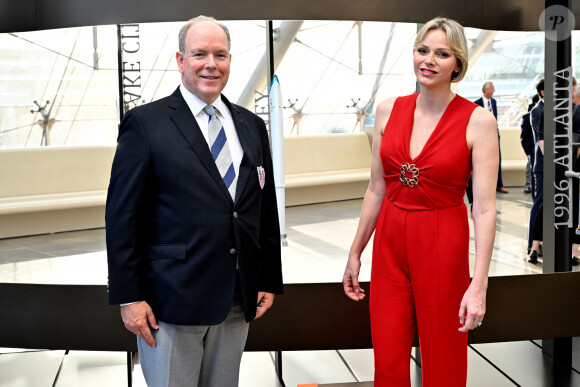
1, 272, 579, 352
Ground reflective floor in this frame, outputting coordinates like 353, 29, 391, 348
1, 190, 579, 386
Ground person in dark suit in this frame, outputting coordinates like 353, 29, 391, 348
520, 94, 539, 195
534, 78, 580, 267
528, 78, 544, 263
474, 81, 507, 193
106, 15, 283, 386
572, 78, 580, 266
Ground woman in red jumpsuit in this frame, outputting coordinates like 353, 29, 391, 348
343, 17, 498, 386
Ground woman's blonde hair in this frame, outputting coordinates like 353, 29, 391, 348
413, 17, 469, 83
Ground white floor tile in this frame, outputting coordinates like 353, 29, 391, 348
54, 351, 129, 387
239, 352, 283, 387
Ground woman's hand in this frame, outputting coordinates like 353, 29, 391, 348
343, 256, 366, 301
458, 283, 487, 332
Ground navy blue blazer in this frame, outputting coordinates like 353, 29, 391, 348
530, 100, 544, 173
520, 111, 534, 156
106, 87, 283, 325
474, 97, 498, 120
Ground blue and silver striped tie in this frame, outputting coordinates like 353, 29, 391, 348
204, 105, 235, 197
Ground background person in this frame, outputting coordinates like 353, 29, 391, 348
106, 16, 283, 386
474, 81, 507, 193
520, 94, 539, 195
574, 83, 580, 105
528, 78, 544, 262
343, 17, 497, 386
572, 77, 580, 266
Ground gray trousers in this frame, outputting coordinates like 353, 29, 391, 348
137, 296, 249, 387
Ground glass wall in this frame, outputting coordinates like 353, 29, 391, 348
0, 26, 120, 147
457, 30, 545, 128
0, 21, 265, 148
1, 21, 580, 148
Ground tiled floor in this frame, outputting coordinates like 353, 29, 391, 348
0, 189, 579, 386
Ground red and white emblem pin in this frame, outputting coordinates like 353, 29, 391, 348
257, 166, 265, 189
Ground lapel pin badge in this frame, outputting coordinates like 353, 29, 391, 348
257, 166, 265, 189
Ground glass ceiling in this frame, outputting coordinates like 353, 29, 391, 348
0, 21, 578, 148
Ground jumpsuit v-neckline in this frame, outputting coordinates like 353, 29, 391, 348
406, 95, 457, 162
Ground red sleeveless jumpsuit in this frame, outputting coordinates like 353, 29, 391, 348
371, 93, 477, 386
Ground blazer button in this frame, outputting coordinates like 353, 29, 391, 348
230, 248, 237, 255
233, 212, 239, 219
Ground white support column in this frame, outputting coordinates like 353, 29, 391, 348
237, 21, 304, 110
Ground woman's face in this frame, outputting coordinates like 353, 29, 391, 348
413, 29, 460, 87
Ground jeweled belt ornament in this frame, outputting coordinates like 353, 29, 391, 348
400, 163, 420, 187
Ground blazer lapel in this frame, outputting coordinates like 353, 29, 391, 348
168, 88, 234, 203
222, 96, 253, 204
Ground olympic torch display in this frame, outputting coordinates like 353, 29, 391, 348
269, 75, 288, 246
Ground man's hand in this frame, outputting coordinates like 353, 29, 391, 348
120, 301, 158, 347
254, 292, 275, 320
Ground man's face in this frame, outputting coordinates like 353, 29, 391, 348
483, 83, 495, 99
176, 21, 231, 104
573, 86, 580, 104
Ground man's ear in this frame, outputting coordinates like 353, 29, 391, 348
176, 51, 184, 73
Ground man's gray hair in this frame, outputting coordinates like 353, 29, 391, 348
178, 15, 231, 53
481, 81, 493, 93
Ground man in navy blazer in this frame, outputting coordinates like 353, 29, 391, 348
528, 78, 544, 262
520, 94, 539, 195
106, 16, 282, 386
474, 81, 508, 193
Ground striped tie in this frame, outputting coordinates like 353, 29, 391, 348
204, 105, 235, 197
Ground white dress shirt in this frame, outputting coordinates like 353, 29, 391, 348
482, 96, 493, 113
